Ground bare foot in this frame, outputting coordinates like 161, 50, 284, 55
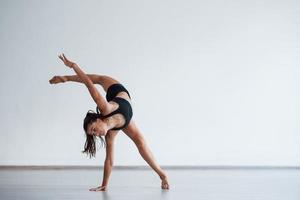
89, 185, 106, 191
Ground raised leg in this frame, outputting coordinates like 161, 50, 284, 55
64, 74, 120, 92
97, 75, 120, 92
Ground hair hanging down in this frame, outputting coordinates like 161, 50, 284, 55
82, 107, 106, 158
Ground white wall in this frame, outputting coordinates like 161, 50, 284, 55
0, 0, 299, 166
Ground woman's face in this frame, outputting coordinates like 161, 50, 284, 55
87, 119, 107, 136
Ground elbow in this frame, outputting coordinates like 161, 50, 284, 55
105, 159, 114, 166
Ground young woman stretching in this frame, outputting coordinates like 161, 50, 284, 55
49, 54, 169, 191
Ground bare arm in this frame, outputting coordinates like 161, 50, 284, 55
89, 131, 118, 191
72, 65, 109, 113
101, 131, 117, 187
58, 54, 109, 113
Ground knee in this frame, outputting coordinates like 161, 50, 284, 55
135, 138, 146, 149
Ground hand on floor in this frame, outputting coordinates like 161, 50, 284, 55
161, 178, 170, 190
89, 185, 106, 191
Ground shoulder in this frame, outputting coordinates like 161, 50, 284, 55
105, 130, 118, 142
101, 101, 119, 116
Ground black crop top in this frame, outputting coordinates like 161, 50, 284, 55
96, 84, 133, 131
100, 97, 133, 130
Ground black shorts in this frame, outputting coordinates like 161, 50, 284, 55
106, 83, 131, 102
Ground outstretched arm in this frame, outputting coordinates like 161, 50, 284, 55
58, 54, 109, 113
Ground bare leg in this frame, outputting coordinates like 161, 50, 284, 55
123, 121, 170, 189
97, 75, 120, 92
64, 74, 119, 92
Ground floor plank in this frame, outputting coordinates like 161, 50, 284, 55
0, 168, 299, 200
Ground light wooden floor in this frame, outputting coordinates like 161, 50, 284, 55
0, 168, 299, 200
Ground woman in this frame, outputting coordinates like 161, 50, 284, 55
49, 54, 169, 191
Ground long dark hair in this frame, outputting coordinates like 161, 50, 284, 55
82, 107, 106, 158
